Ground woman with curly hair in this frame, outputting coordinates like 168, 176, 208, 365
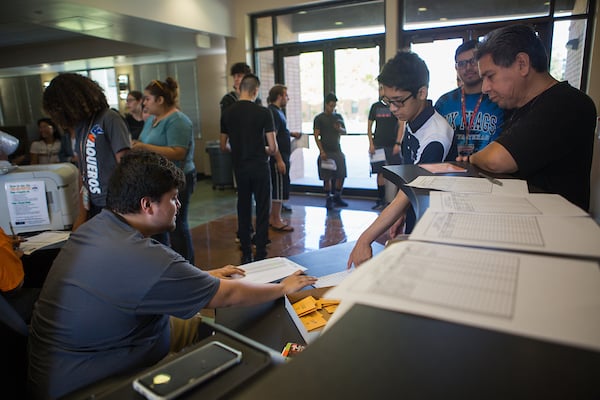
43, 73, 131, 230
132, 77, 196, 264
30, 118, 62, 164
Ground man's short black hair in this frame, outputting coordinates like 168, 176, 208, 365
230, 62, 251, 76
325, 92, 338, 103
240, 73, 260, 93
107, 151, 185, 214
455, 39, 479, 61
377, 51, 429, 96
475, 24, 549, 73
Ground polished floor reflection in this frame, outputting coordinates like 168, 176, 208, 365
189, 179, 382, 269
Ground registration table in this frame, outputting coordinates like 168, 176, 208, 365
382, 162, 480, 231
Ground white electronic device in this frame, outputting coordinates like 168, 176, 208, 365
0, 163, 79, 234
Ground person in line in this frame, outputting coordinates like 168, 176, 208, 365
313, 93, 348, 210
29, 118, 61, 165
457, 24, 596, 211
220, 62, 252, 112
124, 90, 145, 140
27, 150, 316, 399
435, 39, 505, 161
132, 78, 196, 264
347, 51, 453, 268
43, 73, 131, 230
221, 74, 277, 264
367, 84, 403, 210
267, 84, 302, 232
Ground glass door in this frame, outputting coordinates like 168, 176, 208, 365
282, 42, 382, 190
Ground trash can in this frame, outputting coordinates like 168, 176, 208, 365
205, 141, 234, 190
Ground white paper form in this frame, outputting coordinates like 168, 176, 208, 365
369, 148, 386, 163
326, 241, 600, 351
428, 192, 589, 217
406, 176, 529, 196
20, 230, 70, 255
313, 269, 353, 288
409, 209, 600, 259
236, 257, 307, 284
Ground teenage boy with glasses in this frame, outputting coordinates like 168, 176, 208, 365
347, 51, 453, 269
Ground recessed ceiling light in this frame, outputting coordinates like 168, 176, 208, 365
418, 7, 428, 12
439, 17, 448, 21
54, 16, 110, 32
335, 21, 343, 26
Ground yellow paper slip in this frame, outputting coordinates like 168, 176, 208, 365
316, 298, 340, 308
324, 304, 339, 314
300, 311, 328, 331
293, 296, 318, 317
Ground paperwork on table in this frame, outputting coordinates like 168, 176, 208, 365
236, 257, 307, 284
327, 241, 600, 352
406, 175, 528, 195
409, 209, 600, 259
428, 192, 589, 217
19, 230, 70, 255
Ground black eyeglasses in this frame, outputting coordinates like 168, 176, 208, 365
456, 57, 477, 69
381, 93, 413, 108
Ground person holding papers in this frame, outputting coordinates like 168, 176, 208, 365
456, 25, 596, 211
313, 93, 349, 210
347, 51, 452, 268
28, 151, 316, 399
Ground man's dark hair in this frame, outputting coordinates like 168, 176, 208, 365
325, 92, 338, 104
107, 151, 185, 214
377, 51, 429, 96
240, 74, 260, 93
475, 24, 549, 73
43, 73, 109, 129
230, 62, 251, 76
455, 39, 479, 61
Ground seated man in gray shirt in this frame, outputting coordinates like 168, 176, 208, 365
28, 150, 317, 399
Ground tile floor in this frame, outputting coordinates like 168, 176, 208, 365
189, 179, 384, 269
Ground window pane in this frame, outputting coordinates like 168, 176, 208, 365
555, 0, 589, 16
550, 19, 587, 89
255, 50, 274, 105
276, 1, 384, 44
89, 68, 118, 110
404, 0, 550, 29
411, 38, 463, 104
254, 16, 273, 48
334, 47, 381, 134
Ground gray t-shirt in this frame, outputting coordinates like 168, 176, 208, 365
76, 109, 131, 208
28, 209, 220, 399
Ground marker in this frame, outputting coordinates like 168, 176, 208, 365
478, 172, 503, 186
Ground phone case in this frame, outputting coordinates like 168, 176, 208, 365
132, 340, 242, 400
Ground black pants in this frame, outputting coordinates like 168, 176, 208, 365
234, 164, 271, 256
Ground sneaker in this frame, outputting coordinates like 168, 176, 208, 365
333, 195, 348, 207
326, 196, 335, 210
281, 204, 292, 213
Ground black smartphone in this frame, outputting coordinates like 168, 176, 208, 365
132, 340, 242, 400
